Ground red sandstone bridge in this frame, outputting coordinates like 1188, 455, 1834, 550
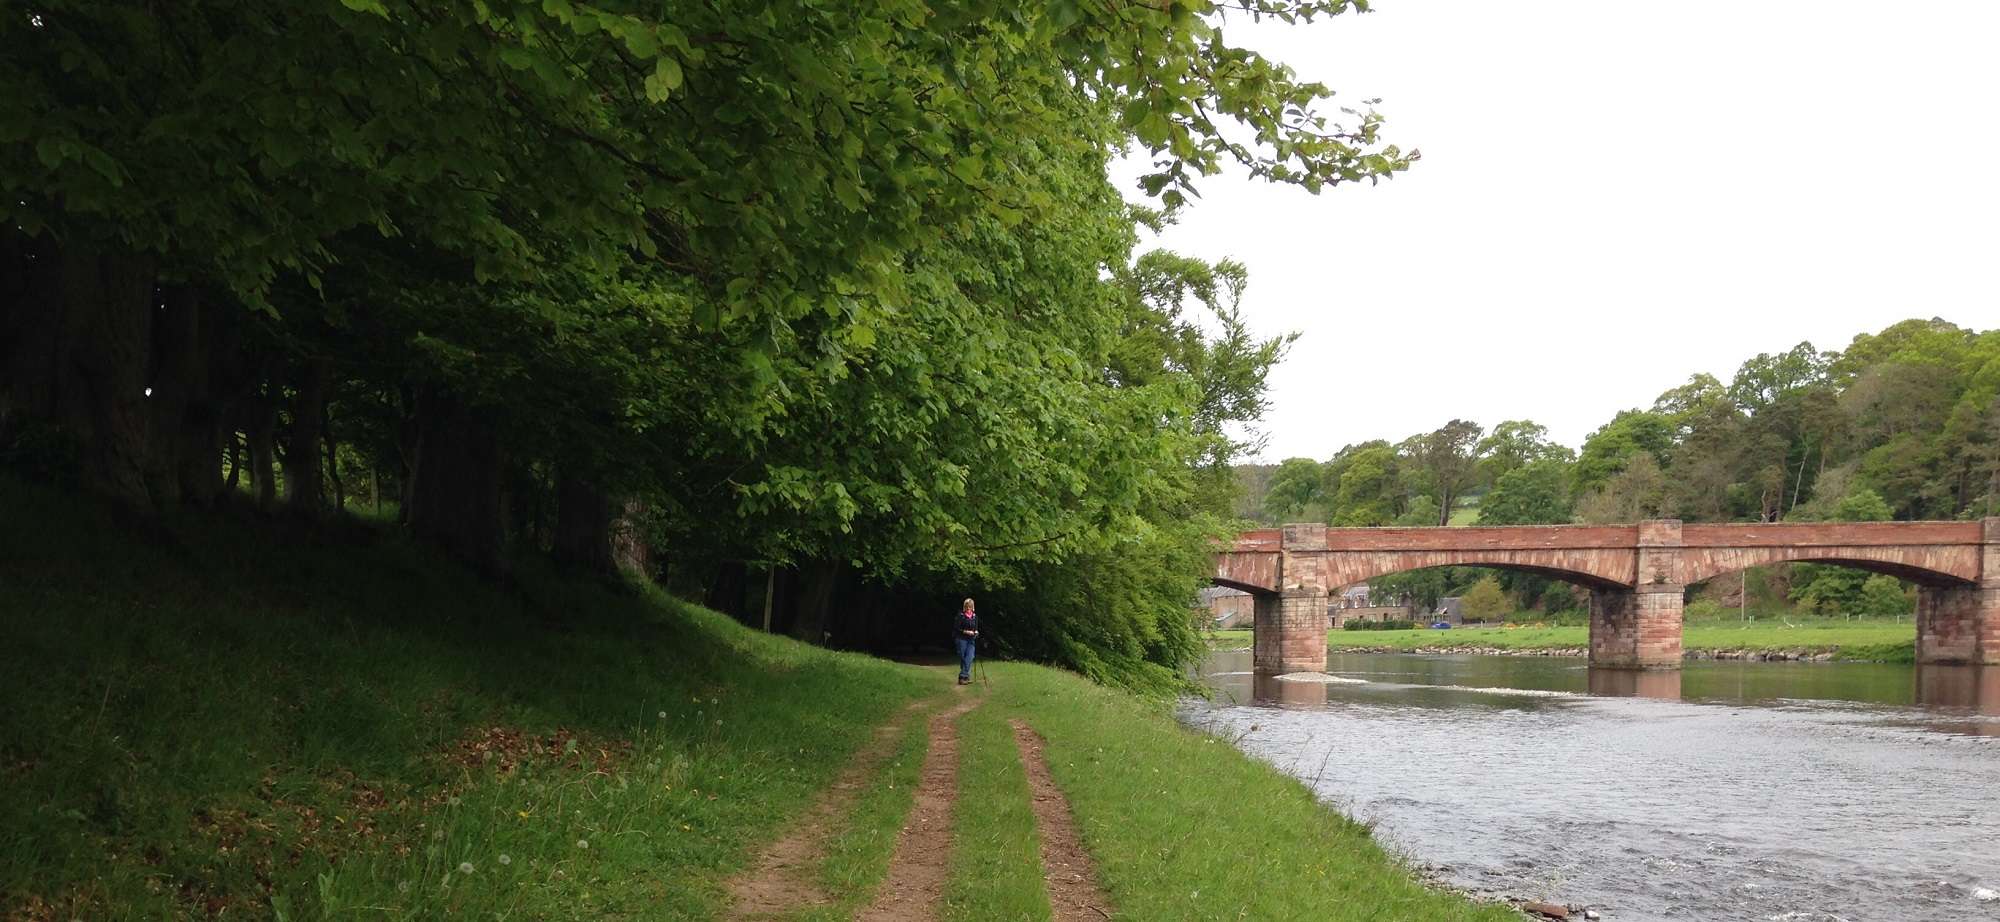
1214, 519, 2000, 674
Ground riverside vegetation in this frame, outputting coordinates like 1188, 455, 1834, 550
1, 473, 1520, 920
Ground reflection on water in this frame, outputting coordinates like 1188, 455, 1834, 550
1585, 668, 1682, 699
1917, 664, 2000, 716
1187, 651, 2000, 921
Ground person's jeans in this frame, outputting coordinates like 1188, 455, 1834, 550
955, 636, 976, 680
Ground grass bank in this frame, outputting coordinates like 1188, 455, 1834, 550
1, 473, 1509, 919
1210, 620, 1916, 661
971, 664, 1517, 920
0, 474, 937, 920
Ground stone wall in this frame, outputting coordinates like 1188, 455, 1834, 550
1330, 605, 1412, 628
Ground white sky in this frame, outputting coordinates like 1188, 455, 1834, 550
1123, 0, 2000, 461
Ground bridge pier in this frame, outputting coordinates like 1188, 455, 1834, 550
1918, 520, 2000, 665
1589, 519, 1684, 668
1917, 583, 2000, 665
1252, 586, 1328, 675
1588, 587, 1683, 668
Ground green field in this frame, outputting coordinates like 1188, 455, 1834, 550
1, 474, 1511, 921
1210, 619, 1917, 661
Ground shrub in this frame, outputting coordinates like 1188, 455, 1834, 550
1459, 577, 1511, 620
1685, 599, 1726, 621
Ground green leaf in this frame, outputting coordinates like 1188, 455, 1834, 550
643, 57, 683, 101
33, 137, 63, 169
621, 22, 659, 59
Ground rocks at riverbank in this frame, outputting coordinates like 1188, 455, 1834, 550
1684, 648, 1838, 662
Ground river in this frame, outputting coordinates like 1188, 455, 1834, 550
1184, 649, 2000, 921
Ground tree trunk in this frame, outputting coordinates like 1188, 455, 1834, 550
706, 560, 748, 621
224, 431, 243, 492
406, 385, 506, 573
148, 284, 232, 508
610, 498, 651, 576
0, 229, 66, 440
58, 245, 158, 508
324, 407, 344, 512
553, 470, 615, 574
789, 558, 844, 645
284, 357, 333, 516
245, 389, 279, 512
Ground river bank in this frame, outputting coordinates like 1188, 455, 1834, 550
1208, 621, 1917, 662
1, 474, 1515, 920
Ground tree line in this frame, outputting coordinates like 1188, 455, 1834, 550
0, 1, 1413, 687
1241, 318, 2000, 615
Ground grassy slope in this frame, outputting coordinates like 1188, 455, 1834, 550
1, 473, 1509, 920
1211, 620, 1916, 660
0, 474, 935, 920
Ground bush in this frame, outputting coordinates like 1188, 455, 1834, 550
1685, 599, 1726, 621
1855, 574, 1913, 617
1342, 619, 1417, 631
1459, 576, 1511, 620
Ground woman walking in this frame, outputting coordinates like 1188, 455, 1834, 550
954, 598, 979, 685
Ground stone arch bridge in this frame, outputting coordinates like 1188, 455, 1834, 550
1214, 520, 2000, 674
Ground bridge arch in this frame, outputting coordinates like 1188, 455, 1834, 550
1679, 547, 1979, 588
1320, 552, 1633, 592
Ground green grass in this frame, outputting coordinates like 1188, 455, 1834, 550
1212, 619, 1917, 660
943, 703, 1048, 922
985, 665, 1517, 921
1, 471, 1513, 919
0, 473, 939, 920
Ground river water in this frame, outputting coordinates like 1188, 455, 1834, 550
1184, 650, 2000, 921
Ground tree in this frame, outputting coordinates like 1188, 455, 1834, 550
1856, 574, 1913, 618
1830, 488, 1894, 523
1459, 576, 1511, 621
1393, 495, 1441, 527
1401, 419, 1482, 525
1327, 443, 1403, 526
1263, 458, 1327, 521
1476, 419, 1572, 485
1573, 411, 1674, 498
1576, 453, 1667, 523
1479, 460, 1573, 525
4, 0, 1416, 513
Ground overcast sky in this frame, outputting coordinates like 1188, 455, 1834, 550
1122, 0, 2000, 462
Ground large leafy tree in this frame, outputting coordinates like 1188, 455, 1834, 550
1399, 419, 1482, 525
3, 0, 1414, 511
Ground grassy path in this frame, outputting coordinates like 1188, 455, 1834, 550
726, 700, 935, 920
943, 703, 1051, 921
856, 690, 985, 921
1008, 719, 1114, 921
